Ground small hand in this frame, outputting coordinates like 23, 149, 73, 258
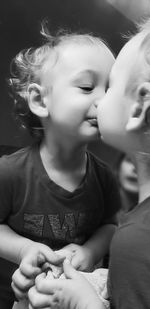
28, 260, 102, 309
11, 242, 65, 300
62, 243, 94, 271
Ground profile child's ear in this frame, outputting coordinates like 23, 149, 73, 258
140, 33, 150, 65
126, 82, 150, 132
27, 83, 48, 118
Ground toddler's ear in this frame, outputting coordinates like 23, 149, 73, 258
126, 82, 150, 132
27, 83, 48, 118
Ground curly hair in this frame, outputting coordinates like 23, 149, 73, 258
8, 23, 108, 141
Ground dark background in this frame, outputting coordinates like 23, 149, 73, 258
0, 0, 135, 165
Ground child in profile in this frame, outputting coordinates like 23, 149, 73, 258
0, 24, 120, 308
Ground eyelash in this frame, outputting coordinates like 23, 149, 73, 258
79, 86, 93, 92
105, 82, 109, 92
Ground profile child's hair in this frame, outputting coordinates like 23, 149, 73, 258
8, 22, 109, 141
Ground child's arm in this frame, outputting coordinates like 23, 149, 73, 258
0, 224, 64, 265
62, 216, 117, 271
82, 220, 116, 267
0, 224, 34, 264
28, 260, 106, 309
0, 224, 65, 300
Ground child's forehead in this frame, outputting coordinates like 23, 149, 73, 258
120, 32, 149, 65
57, 40, 112, 60
42, 41, 114, 78
118, 36, 142, 65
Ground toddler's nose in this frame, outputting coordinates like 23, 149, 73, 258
94, 99, 101, 108
94, 89, 106, 108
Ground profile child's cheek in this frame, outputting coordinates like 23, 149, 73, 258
96, 110, 102, 134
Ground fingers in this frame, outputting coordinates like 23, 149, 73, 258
19, 247, 64, 278
29, 286, 49, 307
69, 254, 81, 270
28, 285, 58, 308
63, 259, 80, 279
12, 268, 35, 289
34, 273, 62, 294
55, 248, 74, 262
20, 244, 65, 274
12, 268, 35, 300
11, 281, 27, 300
41, 247, 65, 266
20, 258, 41, 278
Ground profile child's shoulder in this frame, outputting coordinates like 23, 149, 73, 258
88, 150, 113, 174
88, 150, 117, 185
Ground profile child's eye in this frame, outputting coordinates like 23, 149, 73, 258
105, 81, 109, 92
139, 88, 147, 97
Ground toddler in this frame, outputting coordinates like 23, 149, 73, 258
0, 25, 120, 307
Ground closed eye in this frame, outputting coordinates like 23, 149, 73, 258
79, 86, 94, 92
105, 80, 109, 92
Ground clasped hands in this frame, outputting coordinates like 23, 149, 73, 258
12, 242, 96, 308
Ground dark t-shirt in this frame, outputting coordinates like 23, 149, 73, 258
0, 144, 120, 302
109, 196, 150, 309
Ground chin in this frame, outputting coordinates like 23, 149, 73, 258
84, 128, 99, 141
101, 132, 126, 151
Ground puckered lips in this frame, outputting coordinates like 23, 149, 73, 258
86, 116, 98, 127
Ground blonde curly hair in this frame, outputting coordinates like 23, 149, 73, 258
9, 22, 108, 140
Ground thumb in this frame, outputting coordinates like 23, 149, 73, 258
63, 259, 79, 279
39, 247, 65, 266
70, 254, 81, 270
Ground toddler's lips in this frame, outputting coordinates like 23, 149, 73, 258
88, 118, 98, 127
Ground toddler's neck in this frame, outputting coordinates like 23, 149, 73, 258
39, 142, 88, 192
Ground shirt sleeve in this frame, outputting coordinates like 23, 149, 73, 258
0, 156, 13, 223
